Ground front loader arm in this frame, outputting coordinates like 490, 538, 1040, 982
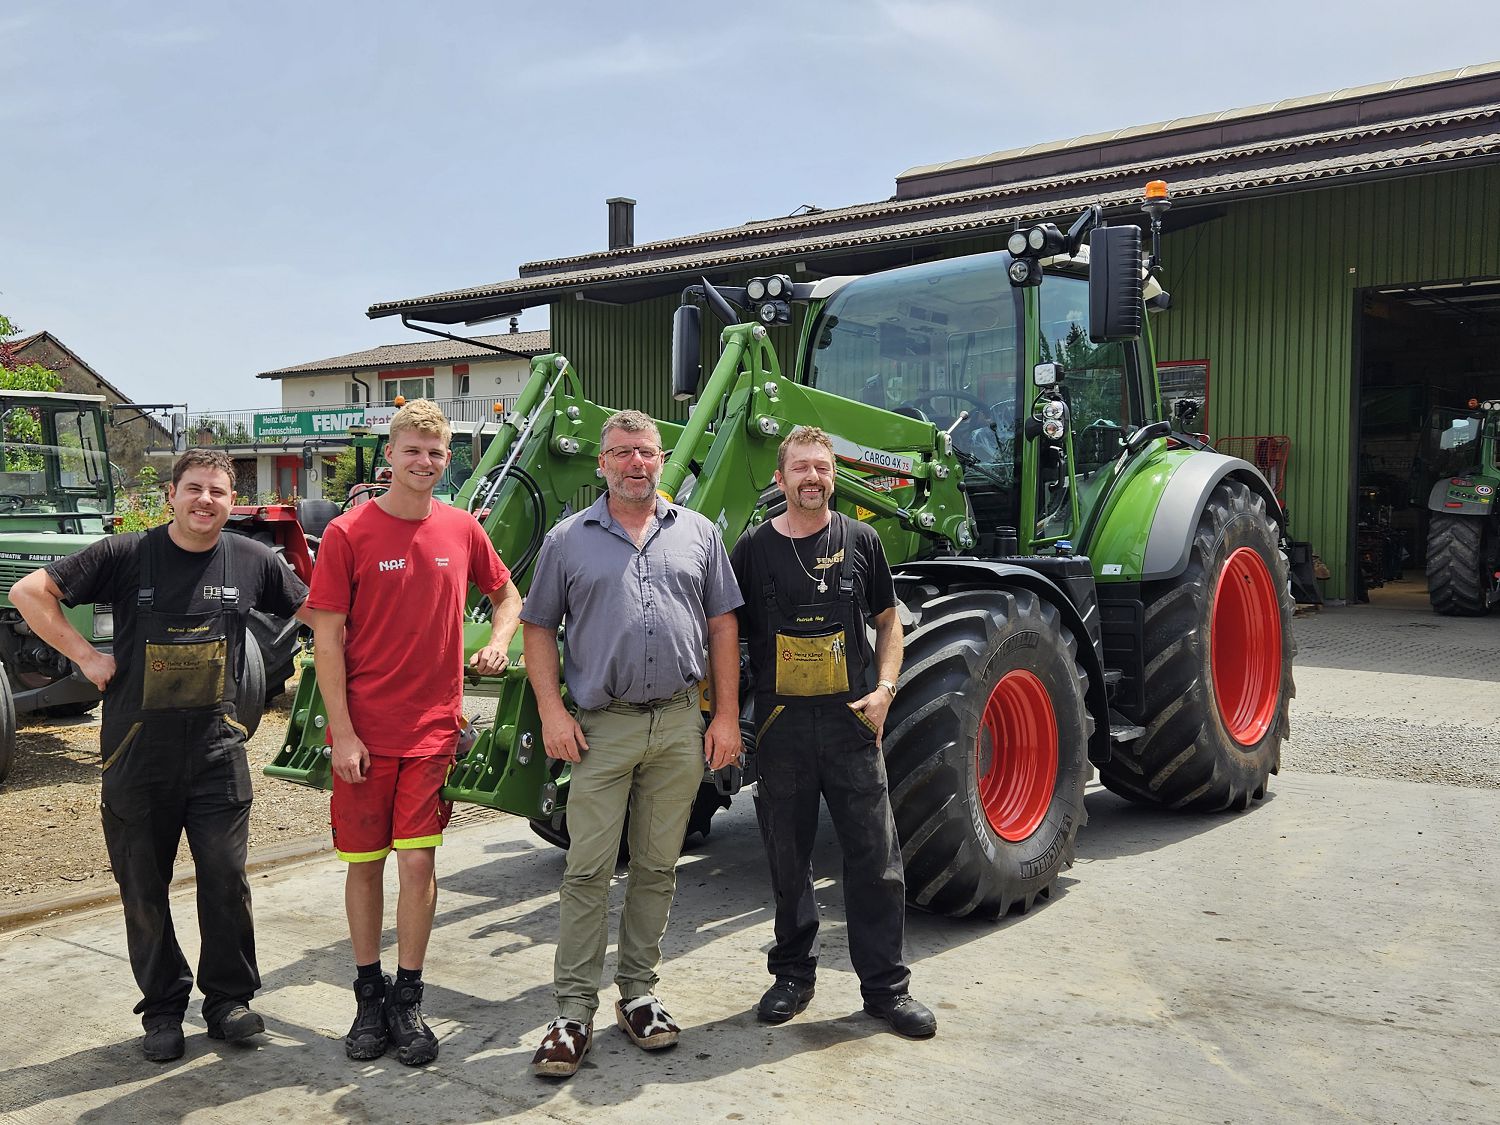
268, 330, 972, 821
267, 352, 633, 819
663, 322, 973, 561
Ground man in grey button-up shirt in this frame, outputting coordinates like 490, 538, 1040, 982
521, 409, 742, 1078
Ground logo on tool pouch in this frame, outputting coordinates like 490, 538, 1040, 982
150, 658, 167, 673
378, 558, 406, 572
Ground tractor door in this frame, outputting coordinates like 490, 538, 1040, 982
1025, 274, 1146, 550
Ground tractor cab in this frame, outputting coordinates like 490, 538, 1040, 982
0, 391, 115, 534
800, 233, 1154, 557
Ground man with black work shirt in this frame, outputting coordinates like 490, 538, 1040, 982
730, 426, 936, 1039
11, 448, 310, 1063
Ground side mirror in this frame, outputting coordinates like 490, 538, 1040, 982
1088, 225, 1144, 342
671, 304, 703, 402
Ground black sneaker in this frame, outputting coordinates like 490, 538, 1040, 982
863, 993, 937, 1039
206, 1003, 265, 1044
345, 973, 391, 1060
757, 977, 815, 1024
385, 977, 438, 1067
142, 1019, 184, 1062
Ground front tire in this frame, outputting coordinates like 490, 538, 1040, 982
1426, 513, 1493, 616
0, 669, 16, 786
1101, 478, 1293, 810
884, 583, 1092, 919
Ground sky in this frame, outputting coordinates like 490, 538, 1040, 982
3, 1, 1498, 413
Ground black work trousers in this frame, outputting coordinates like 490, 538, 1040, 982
99, 714, 259, 1028
752, 699, 910, 1002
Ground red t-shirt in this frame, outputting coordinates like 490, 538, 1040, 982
307, 500, 510, 757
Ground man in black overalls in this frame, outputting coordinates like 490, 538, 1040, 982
729, 426, 937, 1039
12, 449, 309, 1062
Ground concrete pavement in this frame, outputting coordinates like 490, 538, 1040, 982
3, 767, 1498, 1124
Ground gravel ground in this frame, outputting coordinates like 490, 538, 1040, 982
1281, 711, 1500, 789
0, 690, 331, 913
3, 596, 1495, 915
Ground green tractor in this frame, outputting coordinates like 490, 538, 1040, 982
0, 390, 121, 782
270, 186, 1294, 919
1418, 401, 1500, 615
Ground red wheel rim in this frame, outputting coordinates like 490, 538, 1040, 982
1211, 546, 1283, 745
976, 670, 1058, 842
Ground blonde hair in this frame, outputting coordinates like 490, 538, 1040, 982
388, 398, 451, 445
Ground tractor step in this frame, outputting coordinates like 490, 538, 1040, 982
1108, 710, 1144, 742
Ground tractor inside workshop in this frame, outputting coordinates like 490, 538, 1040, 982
1417, 400, 1500, 615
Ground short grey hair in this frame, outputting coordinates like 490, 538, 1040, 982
600, 410, 660, 446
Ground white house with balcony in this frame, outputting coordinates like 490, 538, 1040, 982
186, 327, 550, 500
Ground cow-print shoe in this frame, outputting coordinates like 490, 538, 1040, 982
614, 995, 681, 1050
531, 1017, 592, 1078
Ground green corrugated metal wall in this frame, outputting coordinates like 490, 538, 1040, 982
1154, 164, 1500, 592
551, 165, 1500, 594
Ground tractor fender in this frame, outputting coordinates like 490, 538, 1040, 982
893, 558, 1111, 766
1140, 452, 1282, 582
1425, 476, 1498, 518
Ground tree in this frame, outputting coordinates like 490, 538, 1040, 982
0, 315, 63, 470
0, 315, 63, 393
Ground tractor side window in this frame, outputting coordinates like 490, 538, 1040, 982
1039, 277, 1132, 474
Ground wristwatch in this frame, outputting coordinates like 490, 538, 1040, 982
878, 679, 899, 699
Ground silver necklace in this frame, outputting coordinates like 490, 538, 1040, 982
789, 519, 833, 594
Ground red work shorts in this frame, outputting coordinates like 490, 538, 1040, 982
330, 752, 454, 862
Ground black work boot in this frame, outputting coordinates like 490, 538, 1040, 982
385, 977, 438, 1066
206, 1003, 265, 1044
345, 973, 391, 1060
757, 977, 816, 1024
142, 1018, 185, 1062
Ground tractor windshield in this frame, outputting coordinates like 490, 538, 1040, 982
0, 402, 114, 518
807, 253, 1024, 513
1418, 406, 1487, 479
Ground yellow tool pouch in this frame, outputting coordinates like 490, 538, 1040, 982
141, 637, 227, 711
773, 627, 850, 697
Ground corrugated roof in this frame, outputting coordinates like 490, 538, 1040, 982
258, 329, 552, 380
897, 61, 1500, 180
368, 111, 1500, 324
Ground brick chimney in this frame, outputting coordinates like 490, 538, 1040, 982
607, 197, 636, 250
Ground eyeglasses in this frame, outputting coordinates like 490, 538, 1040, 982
602, 445, 663, 462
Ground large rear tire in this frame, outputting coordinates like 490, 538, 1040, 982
1426, 513, 1493, 616
884, 582, 1092, 919
1101, 479, 1293, 810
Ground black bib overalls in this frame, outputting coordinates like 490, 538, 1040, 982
99, 527, 260, 1028
749, 515, 910, 1002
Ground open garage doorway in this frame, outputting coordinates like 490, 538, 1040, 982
1355, 278, 1500, 604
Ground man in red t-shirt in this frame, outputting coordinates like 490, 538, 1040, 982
307, 399, 521, 1067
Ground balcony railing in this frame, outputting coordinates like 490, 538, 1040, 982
182, 395, 515, 448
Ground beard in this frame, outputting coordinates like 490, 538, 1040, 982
606, 466, 661, 502
790, 486, 829, 511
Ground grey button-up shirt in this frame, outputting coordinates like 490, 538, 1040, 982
520, 494, 743, 711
